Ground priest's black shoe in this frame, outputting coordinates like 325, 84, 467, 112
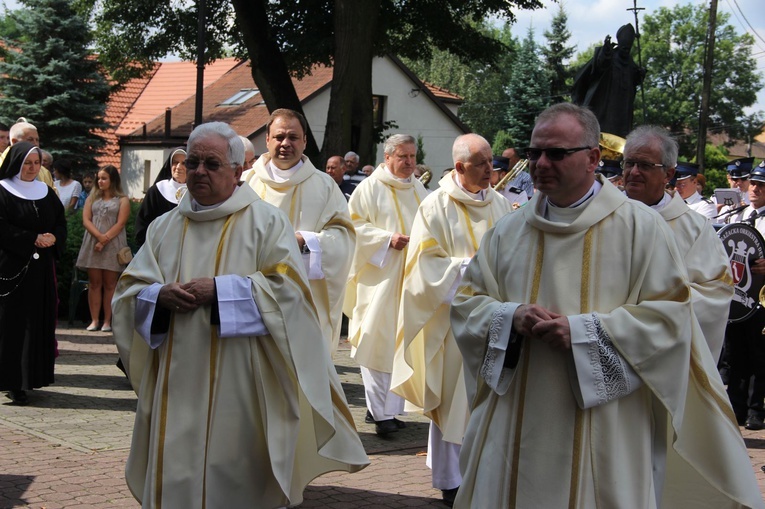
745, 415, 765, 430
375, 419, 398, 436
441, 487, 459, 507
393, 417, 407, 429
365, 410, 375, 424
6, 390, 28, 405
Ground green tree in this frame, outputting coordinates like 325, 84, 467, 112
491, 130, 515, 155
88, 0, 543, 163
0, 0, 110, 170
402, 20, 519, 143
541, 5, 575, 103
505, 27, 550, 150
637, 4, 762, 156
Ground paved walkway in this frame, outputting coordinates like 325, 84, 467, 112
1, 326, 765, 508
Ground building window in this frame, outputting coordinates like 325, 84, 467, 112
220, 89, 259, 106
372, 95, 385, 127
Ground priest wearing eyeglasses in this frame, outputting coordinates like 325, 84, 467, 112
450, 103, 762, 508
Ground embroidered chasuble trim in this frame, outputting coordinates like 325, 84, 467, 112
155, 321, 174, 509
325, 217, 355, 232
264, 263, 312, 304
509, 230, 545, 506
569, 228, 594, 509
404, 238, 438, 279
454, 200, 479, 252
484, 303, 511, 389
690, 344, 737, 425
155, 218, 190, 508
202, 213, 236, 508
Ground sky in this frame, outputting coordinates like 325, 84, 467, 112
509, 0, 765, 114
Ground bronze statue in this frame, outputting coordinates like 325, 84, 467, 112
571, 24, 645, 138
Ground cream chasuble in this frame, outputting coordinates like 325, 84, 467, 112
390, 172, 512, 444
451, 175, 762, 509
657, 192, 733, 360
112, 184, 368, 509
242, 155, 355, 354
344, 164, 428, 372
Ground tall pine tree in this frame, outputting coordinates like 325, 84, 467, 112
0, 0, 110, 171
541, 5, 575, 104
505, 27, 550, 150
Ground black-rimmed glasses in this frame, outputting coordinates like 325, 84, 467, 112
524, 146, 592, 161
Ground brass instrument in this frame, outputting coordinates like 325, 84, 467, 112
418, 170, 432, 186
494, 159, 528, 191
599, 132, 626, 160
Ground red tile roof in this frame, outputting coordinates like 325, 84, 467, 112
423, 81, 463, 103
95, 58, 239, 167
125, 61, 334, 140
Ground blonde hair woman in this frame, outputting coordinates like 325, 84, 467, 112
76, 165, 130, 332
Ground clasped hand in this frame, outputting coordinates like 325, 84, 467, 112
512, 304, 572, 351
34, 233, 56, 248
158, 278, 215, 313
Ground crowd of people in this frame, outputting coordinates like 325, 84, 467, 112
2, 105, 765, 508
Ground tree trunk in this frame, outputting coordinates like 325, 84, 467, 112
230, 0, 320, 159
320, 0, 381, 168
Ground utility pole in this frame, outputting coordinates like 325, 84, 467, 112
194, 0, 206, 129
627, 0, 646, 125
696, 0, 718, 171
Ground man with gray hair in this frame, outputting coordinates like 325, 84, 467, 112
345, 133, 428, 436
3, 120, 55, 189
391, 133, 512, 506
450, 103, 761, 508
113, 121, 368, 508
238, 135, 257, 170
343, 150, 366, 186
622, 125, 732, 360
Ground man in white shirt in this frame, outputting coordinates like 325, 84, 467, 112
673, 161, 716, 219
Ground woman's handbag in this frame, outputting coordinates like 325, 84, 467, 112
117, 246, 133, 265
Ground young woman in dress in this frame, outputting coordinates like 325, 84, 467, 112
76, 165, 130, 332
0, 142, 67, 405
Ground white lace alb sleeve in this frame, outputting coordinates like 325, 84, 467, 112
569, 313, 643, 409
135, 283, 168, 349
297, 230, 324, 280
215, 274, 268, 338
481, 302, 521, 395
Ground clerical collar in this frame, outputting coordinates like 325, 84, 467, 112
0, 175, 48, 200
649, 192, 673, 212
453, 172, 485, 201
267, 159, 304, 183
191, 184, 242, 211
384, 165, 411, 183
548, 181, 602, 209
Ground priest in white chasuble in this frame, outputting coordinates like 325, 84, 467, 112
390, 134, 512, 506
622, 125, 733, 362
242, 108, 354, 355
344, 133, 428, 436
113, 122, 368, 509
450, 104, 763, 509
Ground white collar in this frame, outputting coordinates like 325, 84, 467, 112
191, 184, 241, 211
0, 175, 48, 200
649, 192, 673, 212
156, 178, 187, 204
384, 165, 412, 183
453, 172, 486, 201
267, 159, 303, 183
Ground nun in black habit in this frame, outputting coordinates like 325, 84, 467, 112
0, 141, 66, 405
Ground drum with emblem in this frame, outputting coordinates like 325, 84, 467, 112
718, 223, 765, 323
